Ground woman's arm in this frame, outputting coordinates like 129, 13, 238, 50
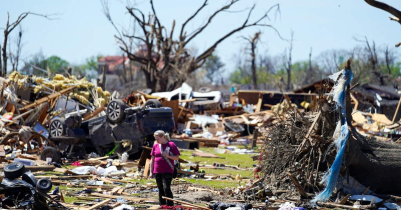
150, 156, 155, 177
163, 150, 180, 161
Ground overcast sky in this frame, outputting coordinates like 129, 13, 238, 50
1, 0, 401, 74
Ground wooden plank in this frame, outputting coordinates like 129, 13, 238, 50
41, 96, 59, 124
35, 175, 92, 179
83, 106, 106, 121
111, 187, 122, 195
223, 110, 273, 120
162, 196, 211, 210
255, 94, 263, 113
143, 158, 151, 177
316, 202, 359, 210
179, 99, 196, 102
117, 188, 125, 194
20, 86, 76, 111
187, 137, 220, 143
84, 198, 111, 210
192, 151, 219, 158
0, 165, 55, 172
240, 115, 250, 124
99, 177, 135, 184
393, 97, 401, 123
287, 173, 308, 198
90, 192, 156, 202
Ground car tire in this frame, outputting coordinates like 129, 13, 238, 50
4, 162, 25, 180
75, 115, 82, 128
37, 178, 53, 193
144, 99, 162, 109
64, 116, 75, 128
40, 147, 61, 163
22, 172, 38, 187
49, 119, 66, 137
106, 99, 126, 123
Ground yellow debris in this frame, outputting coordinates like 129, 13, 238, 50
53, 74, 65, 80
8, 71, 21, 82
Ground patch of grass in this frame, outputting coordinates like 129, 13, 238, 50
183, 178, 246, 189
204, 169, 254, 178
180, 147, 257, 168
55, 185, 84, 203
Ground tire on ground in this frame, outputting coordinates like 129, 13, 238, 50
36, 178, 53, 193
40, 147, 61, 163
4, 162, 25, 180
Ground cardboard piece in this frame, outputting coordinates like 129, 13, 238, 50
352, 112, 367, 124
372, 113, 393, 125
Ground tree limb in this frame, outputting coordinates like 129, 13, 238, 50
184, 0, 240, 47
180, 0, 208, 39
150, 0, 162, 29
365, 0, 401, 24
195, 4, 283, 67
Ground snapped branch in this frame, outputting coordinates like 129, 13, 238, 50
365, 0, 401, 24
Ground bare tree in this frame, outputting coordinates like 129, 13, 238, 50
355, 36, 389, 85
1, 12, 58, 76
241, 32, 261, 89
384, 45, 395, 74
204, 53, 224, 84
1, 13, 28, 76
112, 0, 281, 92
8, 25, 24, 71
283, 31, 294, 91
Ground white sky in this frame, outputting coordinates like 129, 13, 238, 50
1, 0, 401, 74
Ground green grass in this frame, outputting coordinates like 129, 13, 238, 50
56, 185, 84, 203
180, 147, 257, 168
183, 178, 246, 189
204, 168, 254, 177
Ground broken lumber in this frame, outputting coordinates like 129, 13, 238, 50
316, 202, 359, 210
162, 196, 211, 210
84, 199, 111, 210
20, 86, 76, 111
83, 106, 106, 121
287, 173, 308, 198
0, 165, 55, 172
90, 192, 156, 202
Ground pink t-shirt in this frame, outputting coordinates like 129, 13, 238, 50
151, 141, 180, 174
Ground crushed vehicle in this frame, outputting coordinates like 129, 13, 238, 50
46, 99, 175, 161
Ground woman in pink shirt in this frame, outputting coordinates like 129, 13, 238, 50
150, 130, 180, 207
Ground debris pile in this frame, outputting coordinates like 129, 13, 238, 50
1, 60, 401, 209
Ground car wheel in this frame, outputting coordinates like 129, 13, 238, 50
37, 178, 53, 193
75, 115, 82, 128
40, 147, 61, 163
49, 119, 66, 137
144, 99, 162, 109
22, 172, 38, 187
106, 99, 126, 123
4, 162, 25, 180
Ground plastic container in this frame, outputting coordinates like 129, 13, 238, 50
121, 152, 128, 162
